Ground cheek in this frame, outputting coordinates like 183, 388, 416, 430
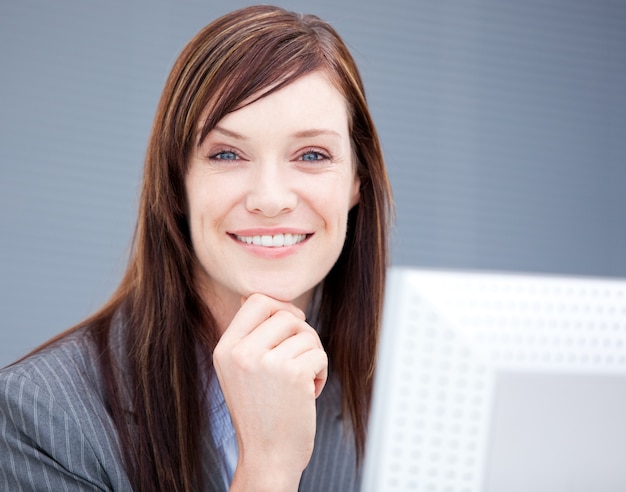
186, 175, 233, 230
326, 179, 359, 222
318, 187, 356, 235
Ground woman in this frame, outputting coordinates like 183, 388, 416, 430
0, 5, 392, 491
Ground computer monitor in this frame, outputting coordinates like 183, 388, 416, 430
362, 267, 626, 492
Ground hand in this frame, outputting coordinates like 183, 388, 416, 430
213, 293, 328, 491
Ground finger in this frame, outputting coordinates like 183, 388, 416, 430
263, 344, 328, 398
265, 330, 324, 361
243, 311, 322, 351
222, 293, 306, 341
295, 348, 328, 399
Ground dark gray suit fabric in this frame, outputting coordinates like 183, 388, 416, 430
0, 326, 361, 491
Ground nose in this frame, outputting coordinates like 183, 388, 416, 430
245, 162, 298, 217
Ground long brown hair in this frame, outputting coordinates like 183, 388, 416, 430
38, 5, 392, 490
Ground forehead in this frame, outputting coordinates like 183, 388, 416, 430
202, 71, 350, 139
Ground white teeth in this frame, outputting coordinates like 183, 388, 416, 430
235, 233, 307, 247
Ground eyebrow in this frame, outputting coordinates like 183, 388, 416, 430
291, 129, 342, 139
212, 125, 247, 140
211, 125, 342, 141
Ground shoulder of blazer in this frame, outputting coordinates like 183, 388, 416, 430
0, 328, 132, 491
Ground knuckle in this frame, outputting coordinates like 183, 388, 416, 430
301, 329, 321, 348
247, 292, 269, 307
273, 309, 296, 324
247, 292, 263, 303
260, 350, 280, 372
230, 342, 256, 370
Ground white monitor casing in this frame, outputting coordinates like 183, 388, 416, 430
362, 267, 626, 492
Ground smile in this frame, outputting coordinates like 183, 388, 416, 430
233, 233, 309, 247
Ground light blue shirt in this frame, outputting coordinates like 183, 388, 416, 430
207, 371, 239, 488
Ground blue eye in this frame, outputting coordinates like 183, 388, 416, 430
300, 150, 329, 161
212, 150, 238, 160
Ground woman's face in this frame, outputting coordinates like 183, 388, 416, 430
186, 71, 360, 319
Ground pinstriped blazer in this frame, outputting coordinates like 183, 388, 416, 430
0, 325, 361, 491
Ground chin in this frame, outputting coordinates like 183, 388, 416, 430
244, 282, 315, 308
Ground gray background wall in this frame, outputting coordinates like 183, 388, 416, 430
1, 0, 625, 366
